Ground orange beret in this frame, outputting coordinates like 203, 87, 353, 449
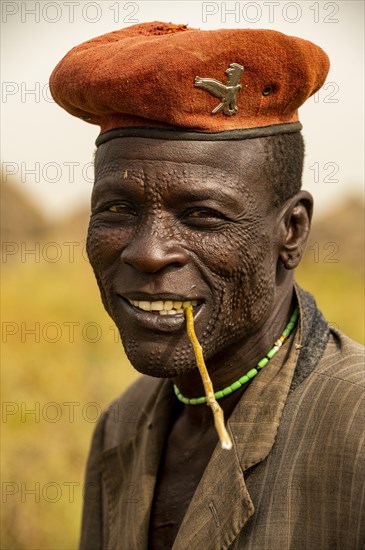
50, 21, 330, 144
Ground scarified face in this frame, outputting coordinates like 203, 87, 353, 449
87, 138, 282, 378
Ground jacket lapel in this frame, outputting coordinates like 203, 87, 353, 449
172, 431, 254, 550
100, 380, 176, 550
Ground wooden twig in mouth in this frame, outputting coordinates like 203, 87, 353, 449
184, 306, 233, 450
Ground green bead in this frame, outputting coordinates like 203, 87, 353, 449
190, 398, 198, 405
238, 374, 249, 385
182, 396, 190, 405
267, 347, 278, 359
222, 386, 234, 396
246, 368, 258, 379
214, 390, 224, 400
196, 396, 207, 405
257, 357, 269, 369
230, 380, 242, 391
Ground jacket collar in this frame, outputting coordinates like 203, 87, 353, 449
100, 285, 329, 550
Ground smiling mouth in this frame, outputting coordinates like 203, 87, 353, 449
127, 299, 199, 316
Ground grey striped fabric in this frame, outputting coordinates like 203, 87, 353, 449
80, 287, 365, 550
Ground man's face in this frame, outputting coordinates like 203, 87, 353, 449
87, 138, 281, 378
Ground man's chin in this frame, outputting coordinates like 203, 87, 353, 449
122, 340, 198, 378
117, 322, 199, 378
130, 361, 199, 379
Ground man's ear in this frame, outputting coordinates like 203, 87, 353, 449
278, 191, 313, 270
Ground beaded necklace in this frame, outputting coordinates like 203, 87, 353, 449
174, 306, 299, 405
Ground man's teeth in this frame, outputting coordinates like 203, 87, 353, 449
128, 299, 198, 315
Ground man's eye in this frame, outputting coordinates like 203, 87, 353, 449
182, 208, 228, 229
107, 203, 136, 215
188, 208, 224, 219
190, 209, 209, 218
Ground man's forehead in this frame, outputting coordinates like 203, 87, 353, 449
93, 137, 270, 211
95, 137, 266, 181
95, 161, 243, 202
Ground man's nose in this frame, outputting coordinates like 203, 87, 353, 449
120, 231, 189, 273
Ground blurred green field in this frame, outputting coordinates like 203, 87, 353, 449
1, 230, 364, 549
296, 262, 364, 344
1, 252, 138, 549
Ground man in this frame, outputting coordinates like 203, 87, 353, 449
50, 22, 364, 549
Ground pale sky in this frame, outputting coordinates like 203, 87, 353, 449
1, 1, 364, 220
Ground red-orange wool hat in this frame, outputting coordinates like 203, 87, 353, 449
50, 21, 330, 145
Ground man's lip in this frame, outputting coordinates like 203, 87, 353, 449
120, 292, 202, 302
116, 295, 204, 332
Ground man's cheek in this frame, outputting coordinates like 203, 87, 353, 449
193, 226, 264, 280
87, 224, 124, 268
87, 224, 106, 264
190, 230, 246, 278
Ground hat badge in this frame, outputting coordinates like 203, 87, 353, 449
194, 63, 244, 116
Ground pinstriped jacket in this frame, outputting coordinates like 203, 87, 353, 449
79, 286, 365, 550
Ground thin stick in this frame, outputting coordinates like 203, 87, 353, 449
184, 306, 233, 450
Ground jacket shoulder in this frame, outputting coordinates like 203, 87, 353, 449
96, 375, 165, 452
314, 328, 364, 387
